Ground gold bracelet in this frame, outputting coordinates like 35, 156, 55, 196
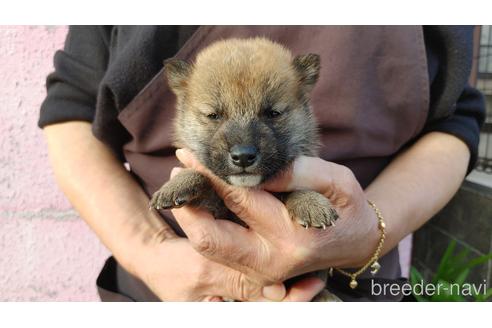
330, 200, 386, 289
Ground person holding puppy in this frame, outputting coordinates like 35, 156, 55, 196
39, 26, 484, 301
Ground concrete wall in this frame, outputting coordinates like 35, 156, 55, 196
412, 181, 492, 286
0, 26, 110, 301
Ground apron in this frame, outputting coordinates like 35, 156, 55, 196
96, 26, 429, 302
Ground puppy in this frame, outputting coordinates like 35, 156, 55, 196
150, 37, 338, 231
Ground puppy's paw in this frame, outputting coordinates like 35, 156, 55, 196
150, 185, 188, 210
284, 190, 339, 229
150, 169, 209, 210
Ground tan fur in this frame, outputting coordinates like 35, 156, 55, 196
187, 38, 299, 117
167, 38, 320, 158
154, 37, 336, 226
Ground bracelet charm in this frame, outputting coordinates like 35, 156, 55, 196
332, 200, 386, 289
370, 261, 381, 275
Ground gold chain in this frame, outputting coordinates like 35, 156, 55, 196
331, 200, 386, 289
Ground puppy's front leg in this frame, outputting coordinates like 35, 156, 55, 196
284, 190, 339, 229
150, 169, 228, 219
150, 169, 209, 210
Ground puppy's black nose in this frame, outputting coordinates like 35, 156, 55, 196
230, 145, 258, 168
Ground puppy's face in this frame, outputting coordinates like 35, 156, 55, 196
166, 38, 320, 187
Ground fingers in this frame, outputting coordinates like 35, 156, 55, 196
262, 156, 360, 199
261, 283, 287, 301
281, 277, 326, 302
220, 186, 289, 232
175, 148, 291, 232
175, 148, 241, 201
212, 271, 322, 302
262, 156, 335, 193
170, 166, 183, 178
209, 265, 286, 301
175, 148, 222, 186
171, 205, 270, 278
203, 296, 223, 302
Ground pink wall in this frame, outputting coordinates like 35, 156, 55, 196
0, 26, 110, 301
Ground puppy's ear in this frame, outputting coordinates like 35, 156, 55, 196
164, 58, 192, 95
292, 54, 320, 93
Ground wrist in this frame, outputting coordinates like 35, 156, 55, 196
316, 197, 380, 270
111, 210, 176, 278
348, 198, 381, 268
333, 199, 387, 289
364, 188, 403, 257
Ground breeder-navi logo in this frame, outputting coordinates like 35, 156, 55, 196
371, 280, 489, 299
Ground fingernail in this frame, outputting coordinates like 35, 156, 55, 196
262, 283, 286, 301
175, 148, 184, 158
205, 296, 223, 302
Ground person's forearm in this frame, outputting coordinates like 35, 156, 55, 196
365, 131, 470, 254
43, 122, 173, 276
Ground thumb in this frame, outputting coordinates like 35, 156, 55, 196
282, 277, 326, 302
261, 283, 287, 301
262, 156, 330, 193
217, 270, 286, 302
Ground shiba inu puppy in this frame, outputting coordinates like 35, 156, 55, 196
150, 37, 338, 232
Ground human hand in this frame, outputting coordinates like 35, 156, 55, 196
133, 236, 325, 301
172, 149, 380, 286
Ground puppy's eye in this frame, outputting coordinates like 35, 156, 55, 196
265, 108, 281, 119
207, 113, 220, 120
